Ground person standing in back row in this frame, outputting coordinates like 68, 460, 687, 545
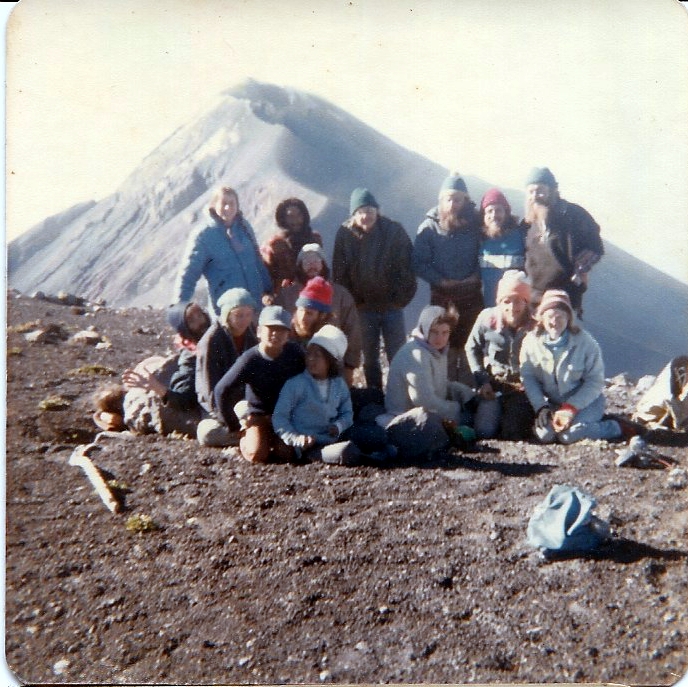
332, 188, 416, 390
413, 173, 483, 381
521, 167, 603, 318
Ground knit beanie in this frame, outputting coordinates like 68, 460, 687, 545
480, 188, 511, 215
167, 302, 193, 340
496, 270, 531, 304
536, 289, 573, 320
296, 242, 327, 266
439, 174, 467, 196
349, 188, 379, 215
309, 324, 348, 362
217, 288, 257, 323
525, 166, 557, 188
295, 276, 333, 313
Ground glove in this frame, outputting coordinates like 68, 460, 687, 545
535, 406, 553, 431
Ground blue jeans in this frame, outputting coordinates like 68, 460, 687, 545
536, 394, 622, 444
359, 308, 406, 390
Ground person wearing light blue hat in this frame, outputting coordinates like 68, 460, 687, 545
521, 166, 604, 317
195, 287, 259, 446
332, 188, 416, 390
413, 171, 483, 382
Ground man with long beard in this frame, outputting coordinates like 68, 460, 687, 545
521, 167, 603, 317
413, 173, 483, 382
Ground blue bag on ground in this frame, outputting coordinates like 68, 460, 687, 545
527, 484, 610, 554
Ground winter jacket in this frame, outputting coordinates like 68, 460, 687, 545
522, 199, 603, 307
465, 307, 533, 387
272, 372, 353, 448
478, 221, 527, 307
275, 281, 362, 369
195, 320, 258, 415
214, 342, 305, 425
260, 228, 323, 293
413, 206, 482, 286
332, 215, 416, 312
385, 318, 475, 420
519, 328, 606, 412
173, 214, 272, 315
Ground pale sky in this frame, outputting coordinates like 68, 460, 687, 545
5, 0, 688, 283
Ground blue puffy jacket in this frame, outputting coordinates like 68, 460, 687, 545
173, 214, 272, 315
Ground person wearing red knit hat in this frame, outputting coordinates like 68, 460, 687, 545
465, 270, 535, 439
290, 276, 334, 355
478, 188, 527, 308
519, 289, 629, 444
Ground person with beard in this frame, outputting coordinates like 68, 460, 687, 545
413, 173, 483, 382
332, 188, 416, 390
194, 288, 259, 447
465, 270, 535, 439
260, 198, 323, 298
478, 188, 527, 307
275, 243, 362, 386
173, 185, 272, 316
290, 276, 333, 350
521, 167, 603, 317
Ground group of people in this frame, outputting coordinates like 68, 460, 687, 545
93, 166, 638, 465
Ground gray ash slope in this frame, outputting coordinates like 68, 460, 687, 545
4, 293, 688, 685
8, 78, 688, 377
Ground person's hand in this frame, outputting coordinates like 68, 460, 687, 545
262, 293, 275, 306
535, 406, 553, 431
122, 369, 166, 397
327, 425, 339, 438
552, 406, 576, 432
301, 435, 317, 450
477, 383, 496, 400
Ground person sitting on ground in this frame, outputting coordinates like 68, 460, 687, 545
465, 270, 535, 440
260, 198, 323, 297
478, 188, 526, 307
92, 302, 211, 437
275, 243, 362, 386
195, 288, 259, 447
172, 184, 272, 316
519, 289, 626, 444
273, 325, 393, 466
381, 306, 477, 456
213, 305, 305, 463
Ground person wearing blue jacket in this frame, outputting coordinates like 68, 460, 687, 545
172, 185, 272, 316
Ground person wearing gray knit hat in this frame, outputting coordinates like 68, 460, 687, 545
521, 166, 603, 318
413, 170, 482, 383
217, 287, 257, 325
332, 188, 416, 389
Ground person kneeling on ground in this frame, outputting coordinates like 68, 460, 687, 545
195, 288, 258, 447
213, 305, 305, 463
381, 306, 477, 458
465, 270, 535, 439
519, 289, 624, 444
273, 325, 393, 466
92, 302, 211, 437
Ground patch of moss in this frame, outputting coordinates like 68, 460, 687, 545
38, 395, 71, 411
68, 364, 118, 377
125, 514, 159, 533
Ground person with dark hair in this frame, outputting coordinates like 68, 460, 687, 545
195, 288, 259, 447
93, 302, 211, 437
519, 289, 623, 444
521, 167, 603, 317
332, 188, 416, 390
290, 275, 333, 348
466, 270, 534, 439
413, 173, 483, 381
275, 243, 362, 385
172, 184, 272, 315
478, 188, 527, 307
260, 197, 323, 296
214, 306, 305, 463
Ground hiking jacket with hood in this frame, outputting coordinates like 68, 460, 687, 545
173, 213, 272, 316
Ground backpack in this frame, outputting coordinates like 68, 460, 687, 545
527, 485, 610, 556
633, 356, 688, 430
